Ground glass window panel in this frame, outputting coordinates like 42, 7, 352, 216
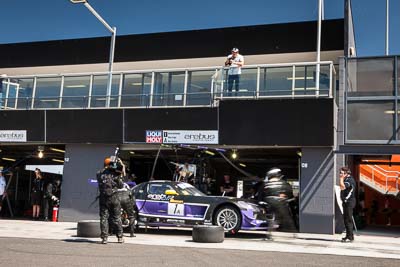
259, 67, 292, 96
121, 73, 151, 107
14, 78, 34, 109
347, 58, 394, 97
398, 58, 400, 94
347, 100, 394, 141
0, 78, 7, 109
90, 75, 120, 108
397, 101, 400, 141
62, 76, 90, 108
223, 68, 257, 97
6, 83, 17, 109
187, 70, 214, 105
153, 72, 185, 106
293, 65, 331, 96
34, 77, 62, 108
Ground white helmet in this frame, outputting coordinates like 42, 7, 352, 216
265, 167, 283, 182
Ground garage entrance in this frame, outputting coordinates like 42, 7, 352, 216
0, 145, 64, 219
119, 145, 300, 198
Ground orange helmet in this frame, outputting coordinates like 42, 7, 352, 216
104, 157, 112, 166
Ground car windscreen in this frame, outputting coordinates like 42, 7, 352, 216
175, 182, 206, 196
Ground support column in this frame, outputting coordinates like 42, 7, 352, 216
299, 147, 335, 234
58, 144, 115, 222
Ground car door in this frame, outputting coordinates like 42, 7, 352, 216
141, 182, 174, 217
171, 183, 210, 221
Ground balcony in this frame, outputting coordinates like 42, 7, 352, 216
0, 61, 335, 110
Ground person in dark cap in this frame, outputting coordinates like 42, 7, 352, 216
224, 47, 244, 96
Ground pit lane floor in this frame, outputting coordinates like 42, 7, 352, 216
0, 219, 399, 261
1, 237, 399, 267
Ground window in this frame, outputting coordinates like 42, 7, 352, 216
90, 75, 120, 107
120, 73, 151, 107
34, 77, 62, 108
62, 76, 90, 108
148, 183, 173, 195
186, 70, 214, 105
347, 100, 394, 141
347, 58, 394, 97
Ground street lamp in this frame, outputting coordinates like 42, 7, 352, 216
69, 0, 116, 108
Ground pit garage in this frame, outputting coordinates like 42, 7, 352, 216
0, 144, 64, 218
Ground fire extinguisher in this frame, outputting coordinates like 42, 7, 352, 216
52, 202, 59, 222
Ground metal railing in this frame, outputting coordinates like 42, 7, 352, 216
360, 164, 399, 194
0, 61, 335, 110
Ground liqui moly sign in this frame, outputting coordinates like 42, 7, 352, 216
146, 130, 218, 144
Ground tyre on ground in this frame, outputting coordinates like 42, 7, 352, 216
192, 225, 224, 243
77, 220, 101, 238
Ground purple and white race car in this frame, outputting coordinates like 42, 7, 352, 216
132, 180, 271, 234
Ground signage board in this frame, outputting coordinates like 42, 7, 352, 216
163, 130, 218, 144
0, 130, 27, 142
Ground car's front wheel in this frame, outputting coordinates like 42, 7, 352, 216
213, 206, 241, 234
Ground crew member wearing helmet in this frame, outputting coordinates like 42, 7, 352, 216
262, 167, 297, 232
97, 156, 125, 244
117, 167, 136, 237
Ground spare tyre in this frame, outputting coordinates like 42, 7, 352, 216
192, 225, 224, 243
77, 220, 101, 238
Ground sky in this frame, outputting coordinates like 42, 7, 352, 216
0, 0, 399, 56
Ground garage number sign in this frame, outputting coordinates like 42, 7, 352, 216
0, 130, 27, 142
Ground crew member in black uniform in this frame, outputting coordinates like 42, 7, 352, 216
43, 178, 61, 221
339, 166, 356, 242
97, 157, 124, 244
117, 160, 136, 237
262, 167, 297, 232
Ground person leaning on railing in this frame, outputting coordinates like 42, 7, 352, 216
224, 48, 244, 96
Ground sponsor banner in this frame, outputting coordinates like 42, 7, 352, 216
145, 130, 162, 143
163, 130, 218, 144
0, 130, 27, 142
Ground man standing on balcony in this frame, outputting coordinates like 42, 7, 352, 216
339, 166, 356, 242
224, 48, 244, 96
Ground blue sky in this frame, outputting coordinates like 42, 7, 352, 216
0, 0, 399, 56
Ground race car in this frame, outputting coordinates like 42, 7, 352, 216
132, 180, 272, 234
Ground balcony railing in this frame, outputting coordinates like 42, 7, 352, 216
0, 61, 335, 110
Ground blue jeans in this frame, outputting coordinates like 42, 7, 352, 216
227, 74, 240, 96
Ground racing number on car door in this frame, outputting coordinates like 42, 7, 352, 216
167, 203, 184, 216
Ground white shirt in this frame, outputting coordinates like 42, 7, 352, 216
227, 54, 244, 75
0, 175, 6, 195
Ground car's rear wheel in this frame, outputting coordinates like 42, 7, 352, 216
213, 206, 241, 234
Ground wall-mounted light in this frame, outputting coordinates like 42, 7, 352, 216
50, 147, 65, 153
231, 149, 238, 160
38, 146, 44, 159
204, 150, 215, 156
2, 157, 16, 162
239, 163, 246, 167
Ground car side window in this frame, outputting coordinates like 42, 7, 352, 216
148, 184, 173, 195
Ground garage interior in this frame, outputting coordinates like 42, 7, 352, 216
0, 144, 301, 218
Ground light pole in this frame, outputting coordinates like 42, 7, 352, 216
386, 0, 389, 55
315, 0, 323, 97
69, 0, 116, 108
